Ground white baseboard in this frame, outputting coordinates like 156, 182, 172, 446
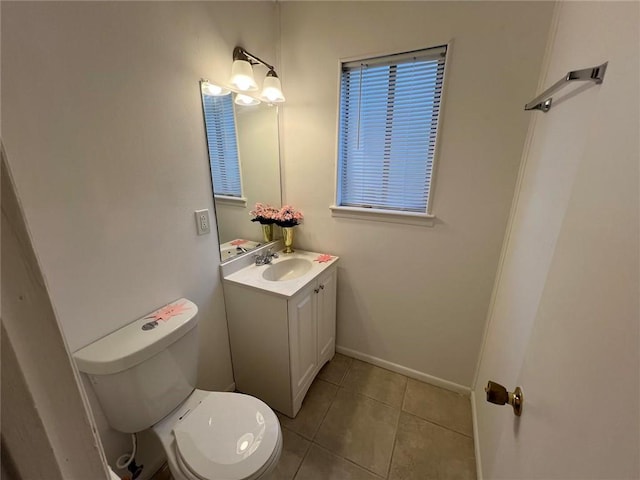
470, 390, 483, 480
335, 345, 471, 396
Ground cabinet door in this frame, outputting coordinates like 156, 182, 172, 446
317, 267, 337, 363
288, 284, 318, 396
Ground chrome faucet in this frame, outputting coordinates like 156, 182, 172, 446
254, 248, 279, 265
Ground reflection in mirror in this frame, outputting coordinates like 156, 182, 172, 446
200, 81, 282, 262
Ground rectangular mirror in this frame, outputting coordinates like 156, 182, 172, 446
200, 81, 282, 262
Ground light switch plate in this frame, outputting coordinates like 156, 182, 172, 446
195, 209, 211, 235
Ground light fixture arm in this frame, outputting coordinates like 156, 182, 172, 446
233, 46, 275, 72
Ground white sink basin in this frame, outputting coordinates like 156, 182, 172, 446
223, 249, 339, 297
262, 258, 313, 282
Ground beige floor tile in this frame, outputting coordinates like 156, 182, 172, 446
294, 444, 383, 480
315, 389, 399, 477
276, 378, 338, 440
389, 412, 476, 480
266, 427, 311, 480
341, 359, 408, 408
318, 353, 353, 385
402, 379, 473, 436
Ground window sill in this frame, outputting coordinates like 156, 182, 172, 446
329, 205, 435, 227
214, 195, 247, 207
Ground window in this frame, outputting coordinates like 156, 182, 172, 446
202, 93, 243, 199
336, 45, 447, 218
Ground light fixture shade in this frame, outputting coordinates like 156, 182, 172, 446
201, 81, 230, 96
234, 93, 261, 106
230, 59, 258, 91
260, 70, 286, 103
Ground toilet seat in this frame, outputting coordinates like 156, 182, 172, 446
172, 392, 281, 480
175, 430, 282, 480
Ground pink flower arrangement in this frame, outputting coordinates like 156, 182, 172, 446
275, 205, 304, 228
249, 203, 279, 225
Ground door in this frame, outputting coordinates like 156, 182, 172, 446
473, 3, 639, 478
288, 283, 318, 396
317, 267, 337, 363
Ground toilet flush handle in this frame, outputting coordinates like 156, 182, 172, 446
485, 381, 523, 416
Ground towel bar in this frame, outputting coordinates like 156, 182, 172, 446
525, 62, 608, 112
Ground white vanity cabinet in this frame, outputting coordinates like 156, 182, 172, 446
224, 261, 337, 418
289, 267, 337, 409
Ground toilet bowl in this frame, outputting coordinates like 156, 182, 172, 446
152, 389, 282, 480
73, 299, 282, 480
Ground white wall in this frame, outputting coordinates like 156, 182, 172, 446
279, 1, 555, 388
2, 1, 277, 473
473, 2, 639, 477
2, 155, 109, 480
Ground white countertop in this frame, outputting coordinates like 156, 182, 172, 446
223, 249, 339, 298
219, 239, 261, 261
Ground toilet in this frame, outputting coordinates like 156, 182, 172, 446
74, 298, 282, 480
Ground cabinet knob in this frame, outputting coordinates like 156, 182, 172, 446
319, 284, 325, 290
314, 288, 320, 293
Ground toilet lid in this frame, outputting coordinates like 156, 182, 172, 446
173, 392, 280, 480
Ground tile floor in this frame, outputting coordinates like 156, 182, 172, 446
151, 354, 477, 480
269, 354, 476, 479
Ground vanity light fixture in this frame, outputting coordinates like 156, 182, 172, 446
229, 46, 285, 103
201, 80, 230, 97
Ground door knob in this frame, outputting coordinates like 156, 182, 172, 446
485, 381, 523, 416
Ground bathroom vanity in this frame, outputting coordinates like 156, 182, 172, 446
222, 248, 338, 418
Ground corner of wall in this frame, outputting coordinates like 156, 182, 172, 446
470, 0, 563, 393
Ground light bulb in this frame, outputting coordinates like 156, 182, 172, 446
235, 94, 260, 106
201, 81, 230, 96
236, 78, 255, 91
230, 59, 258, 92
260, 71, 285, 103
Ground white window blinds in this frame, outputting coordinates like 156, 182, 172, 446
202, 94, 242, 198
337, 45, 446, 213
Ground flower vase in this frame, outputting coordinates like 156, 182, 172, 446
261, 224, 274, 243
282, 227, 295, 253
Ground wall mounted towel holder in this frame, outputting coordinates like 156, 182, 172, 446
525, 62, 608, 112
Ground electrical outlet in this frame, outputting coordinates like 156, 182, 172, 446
194, 209, 211, 235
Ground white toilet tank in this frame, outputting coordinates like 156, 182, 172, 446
74, 299, 199, 433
